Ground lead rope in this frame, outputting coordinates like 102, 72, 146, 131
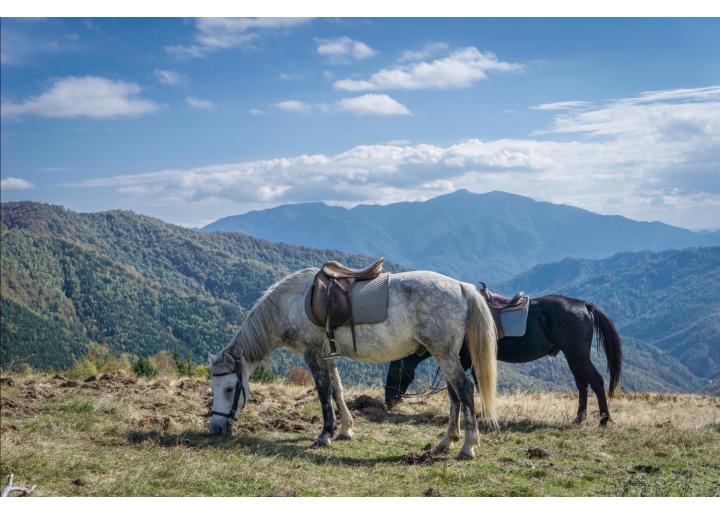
396, 363, 447, 398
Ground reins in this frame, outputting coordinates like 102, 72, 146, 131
392, 361, 448, 398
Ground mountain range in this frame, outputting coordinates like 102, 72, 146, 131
203, 190, 720, 282
1, 200, 717, 393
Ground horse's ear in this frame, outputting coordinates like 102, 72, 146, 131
207, 353, 215, 366
223, 353, 236, 370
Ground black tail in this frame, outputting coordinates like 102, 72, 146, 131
587, 303, 622, 397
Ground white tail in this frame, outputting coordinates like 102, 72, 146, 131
462, 283, 498, 427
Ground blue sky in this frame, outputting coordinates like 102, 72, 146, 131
1, 17, 719, 229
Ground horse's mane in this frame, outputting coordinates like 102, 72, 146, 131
228, 267, 316, 363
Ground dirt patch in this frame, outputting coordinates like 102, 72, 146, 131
1, 396, 38, 416
347, 394, 386, 411
403, 451, 435, 466
630, 464, 660, 474
423, 487, 441, 496
526, 447, 549, 459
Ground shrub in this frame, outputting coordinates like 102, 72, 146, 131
69, 358, 99, 381
250, 364, 276, 383
173, 351, 195, 377
132, 356, 157, 379
99, 354, 131, 374
286, 366, 313, 386
151, 351, 178, 378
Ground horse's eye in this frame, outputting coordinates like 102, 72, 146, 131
225, 387, 234, 393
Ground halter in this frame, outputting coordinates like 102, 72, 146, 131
210, 361, 244, 421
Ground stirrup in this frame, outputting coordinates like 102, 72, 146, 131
322, 339, 341, 360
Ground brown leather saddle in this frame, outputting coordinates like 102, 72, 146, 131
309, 258, 385, 358
478, 282, 529, 339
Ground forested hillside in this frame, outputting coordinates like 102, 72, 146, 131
0, 201, 400, 376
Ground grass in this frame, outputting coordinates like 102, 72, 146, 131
1, 372, 719, 496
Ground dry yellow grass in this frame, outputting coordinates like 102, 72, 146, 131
1, 372, 719, 496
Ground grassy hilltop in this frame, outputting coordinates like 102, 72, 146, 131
1, 372, 719, 497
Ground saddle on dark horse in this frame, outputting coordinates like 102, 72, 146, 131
306, 258, 386, 358
478, 282, 530, 339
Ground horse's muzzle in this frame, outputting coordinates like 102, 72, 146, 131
209, 416, 233, 436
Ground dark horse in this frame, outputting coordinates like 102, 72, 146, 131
385, 295, 623, 425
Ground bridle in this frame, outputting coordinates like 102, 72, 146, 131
210, 362, 244, 421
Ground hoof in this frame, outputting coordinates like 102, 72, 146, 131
457, 448, 475, 460
335, 431, 353, 441
311, 434, 331, 448
573, 417, 585, 425
599, 415, 611, 427
431, 442, 450, 455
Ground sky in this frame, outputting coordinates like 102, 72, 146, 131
1, 17, 719, 229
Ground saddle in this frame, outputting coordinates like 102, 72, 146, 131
309, 258, 385, 357
478, 282, 530, 339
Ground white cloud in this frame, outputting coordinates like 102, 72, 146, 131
334, 47, 522, 91
249, 108, 266, 116
540, 85, 720, 137
398, 42, 449, 62
186, 96, 215, 110
166, 17, 310, 59
1, 76, 159, 119
73, 85, 720, 229
384, 139, 412, 146
316, 36, 376, 63
1, 177, 34, 190
154, 69, 185, 86
274, 100, 312, 113
530, 101, 592, 110
336, 94, 411, 116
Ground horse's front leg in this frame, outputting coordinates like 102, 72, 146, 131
304, 349, 336, 447
328, 359, 354, 440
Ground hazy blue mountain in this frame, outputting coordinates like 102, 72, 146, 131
499, 247, 720, 382
203, 190, 720, 282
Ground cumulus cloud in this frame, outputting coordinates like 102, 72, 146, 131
154, 69, 185, 86
249, 108, 266, 116
336, 94, 411, 116
73, 85, 720, 229
397, 42, 449, 62
1, 76, 159, 119
0, 177, 34, 190
316, 36, 376, 63
274, 100, 312, 113
166, 17, 310, 59
186, 96, 215, 110
334, 47, 522, 91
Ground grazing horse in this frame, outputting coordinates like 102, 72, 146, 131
208, 268, 498, 459
385, 295, 623, 425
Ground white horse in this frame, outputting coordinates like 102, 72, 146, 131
208, 268, 498, 459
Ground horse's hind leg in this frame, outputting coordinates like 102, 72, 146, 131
432, 384, 461, 454
436, 356, 479, 460
568, 353, 610, 426
328, 359, 354, 440
586, 361, 611, 425
304, 349, 337, 447
566, 358, 589, 424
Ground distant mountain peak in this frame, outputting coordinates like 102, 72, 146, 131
201, 190, 720, 282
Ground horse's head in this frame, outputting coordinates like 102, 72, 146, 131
208, 352, 250, 436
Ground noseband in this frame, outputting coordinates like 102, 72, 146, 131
210, 363, 244, 421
